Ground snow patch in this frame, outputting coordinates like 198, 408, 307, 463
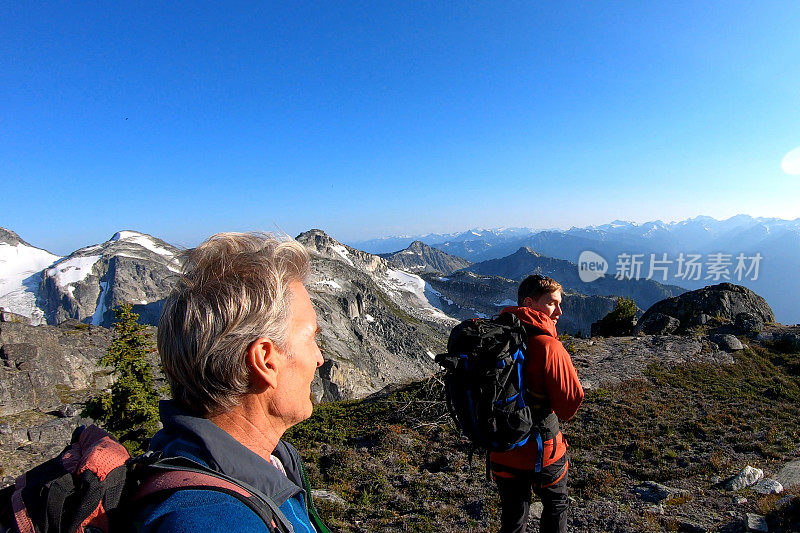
113, 232, 174, 257
365, 314, 375, 322
385, 268, 453, 321
386, 269, 427, 300
0, 242, 61, 318
494, 299, 517, 307
331, 245, 354, 267
91, 281, 109, 325
426, 350, 436, 359
314, 280, 343, 290
46, 255, 101, 293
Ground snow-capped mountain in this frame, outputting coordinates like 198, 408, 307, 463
38, 231, 183, 326
0, 228, 183, 327
0, 228, 61, 325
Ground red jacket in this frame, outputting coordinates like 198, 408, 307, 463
490, 306, 584, 473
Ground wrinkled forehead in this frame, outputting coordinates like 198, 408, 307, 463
288, 281, 318, 323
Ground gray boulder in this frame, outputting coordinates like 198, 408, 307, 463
637, 284, 774, 335
752, 478, 783, 495
746, 513, 768, 532
633, 481, 689, 503
725, 466, 764, 491
635, 312, 680, 335
774, 459, 800, 489
710, 334, 744, 352
773, 332, 800, 353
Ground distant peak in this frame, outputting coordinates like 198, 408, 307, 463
297, 228, 331, 238
296, 229, 350, 252
514, 246, 540, 256
111, 230, 146, 241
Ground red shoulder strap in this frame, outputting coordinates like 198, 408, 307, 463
133, 470, 254, 501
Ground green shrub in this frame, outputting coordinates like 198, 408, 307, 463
592, 297, 638, 337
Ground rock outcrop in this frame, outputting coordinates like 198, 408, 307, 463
635, 283, 775, 335
297, 230, 455, 401
0, 321, 115, 416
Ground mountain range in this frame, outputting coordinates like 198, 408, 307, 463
1, 227, 455, 402
350, 215, 800, 324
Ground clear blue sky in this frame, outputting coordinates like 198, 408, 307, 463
3, 2, 799, 255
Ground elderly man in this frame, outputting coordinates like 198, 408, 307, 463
490, 275, 584, 533
136, 233, 328, 532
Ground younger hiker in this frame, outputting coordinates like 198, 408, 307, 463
490, 275, 584, 533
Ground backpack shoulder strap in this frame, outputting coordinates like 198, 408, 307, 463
130, 457, 293, 533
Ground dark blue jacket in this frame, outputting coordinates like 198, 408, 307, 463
134, 401, 321, 533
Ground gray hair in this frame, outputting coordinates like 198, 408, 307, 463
158, 232, 310, 417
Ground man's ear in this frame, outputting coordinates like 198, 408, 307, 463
246, 337, 280, 391
522, 296, 534, 308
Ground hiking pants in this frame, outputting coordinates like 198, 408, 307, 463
494, 453, 569, 533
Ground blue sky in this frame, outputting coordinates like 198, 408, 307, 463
3, 2, 799, 255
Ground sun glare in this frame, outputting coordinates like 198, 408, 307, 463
781, 146, 800, 175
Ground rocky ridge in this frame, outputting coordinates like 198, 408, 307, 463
465, 246, 686, 313
423, 271, 619, 336
296, 230, 448, 402
380, 240, 472, 275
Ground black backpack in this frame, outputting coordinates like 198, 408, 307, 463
0, 424, 292, 533
435, 313, 547, 456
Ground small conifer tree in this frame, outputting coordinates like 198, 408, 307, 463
86, 304, 160, 453
592, 296, 638, 336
